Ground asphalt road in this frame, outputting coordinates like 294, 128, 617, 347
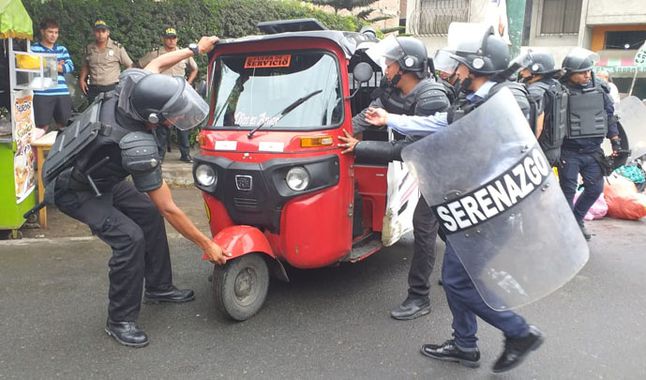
1, 218, 645, 379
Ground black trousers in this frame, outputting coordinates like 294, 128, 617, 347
55, 180, 173, 321
407, 196, 439, 299
87, 84, 117, 104
155, 126, 190, 160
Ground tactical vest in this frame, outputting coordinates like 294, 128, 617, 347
378, 79, 449, 140
42, 92, 136, 194
448, 81, 536, 129
378, 80, 448, 116
565, 83, 608, 139
529, 79, 568, 165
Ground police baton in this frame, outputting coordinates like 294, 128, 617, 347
22, 156, 111, 220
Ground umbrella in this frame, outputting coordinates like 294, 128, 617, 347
0, 0, 33, 40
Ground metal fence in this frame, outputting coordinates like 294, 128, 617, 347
409, 0, 471, 36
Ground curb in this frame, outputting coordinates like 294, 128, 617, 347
0, 232, 186, 246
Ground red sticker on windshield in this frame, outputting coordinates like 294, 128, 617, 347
244, 55, 291, 68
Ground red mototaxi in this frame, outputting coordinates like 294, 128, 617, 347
193, 21, 416, 321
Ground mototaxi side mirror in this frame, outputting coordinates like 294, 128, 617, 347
347, 62, 374, 99
353, 62, 374, 83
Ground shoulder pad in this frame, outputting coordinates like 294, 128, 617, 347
120, 132, 162, 192
416, 79, 448, 94
414, 80, 450, 115
597, 81, 610, 94
491, 81, 529, 96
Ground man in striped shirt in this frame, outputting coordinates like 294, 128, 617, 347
30, 18, 74, 131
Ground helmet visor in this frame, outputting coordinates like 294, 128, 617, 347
366, 35, 405, 73
434, 48, 459, 74
510, 49, 534, 69
566, 47, 600, 66
160, 78, 209, 131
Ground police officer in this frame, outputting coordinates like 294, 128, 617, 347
433, 47, 460, 104
364, 25, 544, 373
79, 20, 133, 103
139, 27, 199, 163
44, 36, 228, 348
339, 37, 451, 320
559, 48, 621, 240
518, 50, 567, 166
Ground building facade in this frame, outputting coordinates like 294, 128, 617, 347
406, 0, 646, 98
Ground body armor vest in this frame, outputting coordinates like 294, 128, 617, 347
448, 81, 536, 130
529, 79, 568, 165
379, 79, 449, 116
565, 83, 608, 139
43, 92, 142, 194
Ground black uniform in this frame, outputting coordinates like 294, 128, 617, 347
527, 78, 567, 166
48, 72, 173, 323
352, 78, 451, 304
559, 79, 618, 225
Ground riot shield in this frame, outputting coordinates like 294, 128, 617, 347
602, 96, 646, 162
401, 88, 589, 311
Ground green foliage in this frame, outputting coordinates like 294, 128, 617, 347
22, 0, 366, 77
304, 0, 379, 13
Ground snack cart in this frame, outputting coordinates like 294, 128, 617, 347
0, 0, 57, 238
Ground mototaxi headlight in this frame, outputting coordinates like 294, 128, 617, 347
286, 167, 310, 191
195, 164, 216, 187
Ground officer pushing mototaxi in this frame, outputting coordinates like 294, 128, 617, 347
558, 47, 621, 241
41, 36, 229, 348
339, 36, 451, 321
364, 24, 546, 373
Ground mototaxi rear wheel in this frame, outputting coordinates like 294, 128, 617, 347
212, 253, 269, 321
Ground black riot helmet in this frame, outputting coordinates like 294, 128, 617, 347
561, 47, 599, 73
522, 50, 558, 75
383, 37, 429, 79
129, 73, 208, 130
448, 23, 510, 75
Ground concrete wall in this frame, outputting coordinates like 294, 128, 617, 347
527, 0, 580, 48
405, 0, 495, 53
585, 0, 646, 25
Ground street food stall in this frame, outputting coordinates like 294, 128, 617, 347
0, 0, 57, 238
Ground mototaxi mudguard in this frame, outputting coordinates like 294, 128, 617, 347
204, 225, 289, 282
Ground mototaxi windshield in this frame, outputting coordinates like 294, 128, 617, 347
209, 50, 343, 130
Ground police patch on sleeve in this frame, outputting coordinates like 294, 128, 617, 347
431, 144, 551, 234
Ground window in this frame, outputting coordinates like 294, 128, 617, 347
417, 0, 470, 36
604, 31, 646, 50
210, 51, 343, 130
540, 0, 582, 35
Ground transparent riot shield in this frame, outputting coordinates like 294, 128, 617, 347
401, 88, 589, 311
602, 96, 646, 162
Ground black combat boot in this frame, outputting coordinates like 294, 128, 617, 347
105, 320, 149, 348
390, 296, 431, 320
492, 325, 544, 373
144, 286, 195, 304
421, 340, 480, 368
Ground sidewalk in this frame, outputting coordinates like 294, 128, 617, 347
15, 146, 205, 240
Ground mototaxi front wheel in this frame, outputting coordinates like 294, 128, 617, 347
212, 253, 269, 321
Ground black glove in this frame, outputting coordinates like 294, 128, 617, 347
611, 138, 622, 153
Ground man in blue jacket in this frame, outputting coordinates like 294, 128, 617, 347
30, 18, 74, 131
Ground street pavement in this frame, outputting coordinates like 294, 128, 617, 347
1, 185, 645, 379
